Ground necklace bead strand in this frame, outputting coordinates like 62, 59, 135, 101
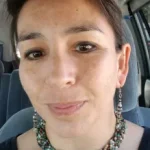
33, 112, 127, 150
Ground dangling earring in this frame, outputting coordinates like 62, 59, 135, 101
117, 88, 123, 116
33, 109, 38, 131
103, 88, 127, 149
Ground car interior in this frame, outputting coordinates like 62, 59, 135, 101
0, 0, 150, 142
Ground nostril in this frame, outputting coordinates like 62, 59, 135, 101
60, 78, 76, 88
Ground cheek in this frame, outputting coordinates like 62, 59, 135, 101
19, 51, 118, 109
19, 62, 45, 105
82, 53, 118, 102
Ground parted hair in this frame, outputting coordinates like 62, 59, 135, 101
6, 0, 123, 61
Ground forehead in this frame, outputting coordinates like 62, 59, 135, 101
17, 0, 113, 37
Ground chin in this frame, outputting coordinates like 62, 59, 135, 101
44, 103, 96, 137
46, 113, 93, 138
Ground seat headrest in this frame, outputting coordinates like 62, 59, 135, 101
6, 70, 31, 119
114, 20, 138, 112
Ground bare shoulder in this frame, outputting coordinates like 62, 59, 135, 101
17, 129, 41, 150
120, 120, 144, 150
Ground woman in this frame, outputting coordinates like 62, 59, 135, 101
1, 0, 150, 149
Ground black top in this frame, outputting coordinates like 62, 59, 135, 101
138, 128, 150, 150
0, 128, 150, 150
0, 136, 18, 150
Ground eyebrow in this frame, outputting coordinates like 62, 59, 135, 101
64, 24, 104, 34
18, 32, 45, 43
18, 24, 104, 43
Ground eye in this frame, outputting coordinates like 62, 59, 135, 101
75, 42, 97, 53
24, 49, 45, 60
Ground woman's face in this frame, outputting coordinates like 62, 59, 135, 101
17, 0, 130, 137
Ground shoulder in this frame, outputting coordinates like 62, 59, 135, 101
123, 121, 150, 150
138, 128, 150, 150
0, 129, 40, 150
17, 129, 41, 150
120, 121, 144, 150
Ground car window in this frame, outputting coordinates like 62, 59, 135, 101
132, 2, 150, 77
141, 3, 150, 50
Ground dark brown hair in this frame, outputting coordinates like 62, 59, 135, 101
6, 0, 123, 62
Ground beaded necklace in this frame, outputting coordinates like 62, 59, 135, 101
33, 111, 127, 150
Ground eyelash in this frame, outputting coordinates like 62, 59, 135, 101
24, 42, 97, 60
24, 49, 45, 61
75, 41, 97, 53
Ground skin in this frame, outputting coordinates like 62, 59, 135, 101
16, 0, 143, 150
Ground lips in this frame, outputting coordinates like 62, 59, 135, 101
48, 101, 86, 116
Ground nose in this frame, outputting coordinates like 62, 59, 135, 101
45, 56, 76, 89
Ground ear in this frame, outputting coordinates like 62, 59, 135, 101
116, 43, 131, 88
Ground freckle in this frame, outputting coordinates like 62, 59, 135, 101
76, 9, 79, 12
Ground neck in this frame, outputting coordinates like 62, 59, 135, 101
46, 112, 116, 150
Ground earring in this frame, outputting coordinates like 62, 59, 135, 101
33, 109, 38, 131
116, 88, 123, 117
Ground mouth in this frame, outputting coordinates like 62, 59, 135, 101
48, 101, 87, 116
